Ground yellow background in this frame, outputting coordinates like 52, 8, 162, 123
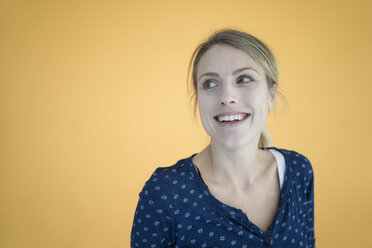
1, 0, 371, 247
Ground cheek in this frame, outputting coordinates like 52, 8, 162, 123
246, 89, 270, 108
197, 94, 214, 113
243, 92, 263, 107
197, 95, 216, 133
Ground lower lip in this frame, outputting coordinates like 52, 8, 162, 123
214, 114, 251, 128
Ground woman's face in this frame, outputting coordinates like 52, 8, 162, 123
196, 44, 276, 149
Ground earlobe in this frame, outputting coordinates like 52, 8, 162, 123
269, 102, 274, 110
269, 94, 276, 110
268, 85, 277, 110
268, 100, 275, 110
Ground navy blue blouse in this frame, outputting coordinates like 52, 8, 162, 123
131, 147, 315, 247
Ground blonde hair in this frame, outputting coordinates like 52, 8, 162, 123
188, 29, 279, 148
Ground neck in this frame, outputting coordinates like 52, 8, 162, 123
204, 138, 267, 188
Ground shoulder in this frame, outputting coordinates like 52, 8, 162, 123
271, 147, 314, 181
138, 155, 194, 197
271, 147, 310, 160
132, 157, 194, 245
273, 147, 313, 167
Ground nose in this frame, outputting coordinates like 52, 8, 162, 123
220, 84, 237, 105
220, 96, 236, 105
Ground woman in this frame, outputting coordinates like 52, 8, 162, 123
131, 29, 315, 247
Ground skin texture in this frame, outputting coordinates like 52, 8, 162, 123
192, 44, 280, 232
196, 44, 276, 150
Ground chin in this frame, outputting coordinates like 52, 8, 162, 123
212, 136, 254, 150
213, 125, 266, 148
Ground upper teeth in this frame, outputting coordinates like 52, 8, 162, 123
217, 114, 246, 122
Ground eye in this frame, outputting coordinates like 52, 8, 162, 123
202, 80, 217, 89
237, 75, 254, 84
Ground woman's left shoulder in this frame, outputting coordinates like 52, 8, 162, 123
272, 147, 314, 178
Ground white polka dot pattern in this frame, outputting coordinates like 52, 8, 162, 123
131, 147, 315, 247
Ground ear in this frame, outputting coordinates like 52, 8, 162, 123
268, 84, 277, 110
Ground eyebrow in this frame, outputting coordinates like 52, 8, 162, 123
198, 67, 259, 81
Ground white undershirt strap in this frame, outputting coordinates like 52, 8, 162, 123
268, 149, 286, 189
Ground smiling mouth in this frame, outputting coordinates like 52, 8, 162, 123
213, 113, 250, 123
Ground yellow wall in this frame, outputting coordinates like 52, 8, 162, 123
1, 0, 371, 247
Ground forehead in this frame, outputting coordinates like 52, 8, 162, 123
196, 44, 264, 79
